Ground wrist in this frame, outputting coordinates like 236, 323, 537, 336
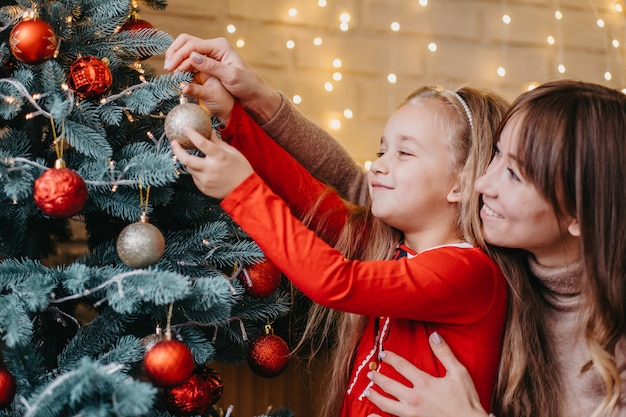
243, 89, 282, 125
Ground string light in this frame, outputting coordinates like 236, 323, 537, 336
286, 40, 295, 49
502, 14, 511, 24
387, 73, 397, 83
391, 22, 400, 31
418, 0, 428, 6
318, 0, 327, 7
236, 39, 245, 48
313, 36, 323, 46
497, 67, 506, 77
288, 8, 297, 17
557, 64, 566, 74
292, 95, 302, 104
547, 35, 555, 45
332, 72, 342, 81
330, 119, 341, 130
324, 82, 334, 92
428, 42, 437, 52
343, 109, 353, 119
227, 24, 236, 33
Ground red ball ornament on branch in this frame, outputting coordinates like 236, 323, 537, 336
67, 56, 113, 99
33, 159, 88, 218
247, 326, 290, 378
0, 367, 17, 409
120, 16, 156, 60
9, 18, 57, 65
163, 365, 223, 416
144, 337, 194, 387
241, 259, 282, 298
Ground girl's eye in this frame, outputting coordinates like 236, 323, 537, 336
493, 145, 502, 158
376, 151, 385, 158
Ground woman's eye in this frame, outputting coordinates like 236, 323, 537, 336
507, 167, 520, 181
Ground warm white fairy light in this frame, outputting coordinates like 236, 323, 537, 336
286, 40, 295, 49
293, 95, 302, 104
555, 10, 563, 20
330, 119, 341, 130
527, 82, 539, 91
547, 35, 555, 45
418, 0, 428, 6
333, 72, 343, 81
502, 14, 511, 24
343, 109, 353, 119
227, 24, 236, 33
605, 71, 612, 81
340, 12, 351, 23
612, 39, 620, 48
596, 18, 605, 28
428, 42, 437, 52
333, 58, 342, 68
391, 22, 400, 31
497, 67, 506, 77
318, 0, 327, 7
236, 39, 245, 48
324, 82, 334, 91
288, 8, 298, 17
364, 160, 373, 171
387, 73, 397, 83
340, 22, 349, 31
313, 36, 323, 46
557, 64, 566, 73
616, 3, 623, 12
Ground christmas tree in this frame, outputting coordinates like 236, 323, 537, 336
0, 0, 294, 415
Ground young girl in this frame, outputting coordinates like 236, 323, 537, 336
365, 80, 626, 417
170, 82, 509, 416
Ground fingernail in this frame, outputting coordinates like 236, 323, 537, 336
163, 59, 171, 70
367, 371, 373, 380
430, 331, 443, 345
363, 388, 371, 397
378, 350, 386, 361
191, 51, 204, 64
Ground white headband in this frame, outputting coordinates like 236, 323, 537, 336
446, 90, 474, 131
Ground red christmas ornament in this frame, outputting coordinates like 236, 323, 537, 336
247, 330, 290, 378
120, 16, 155, 60
33, 159, 88, 218
241, 259, 282, 298
67, 56, 113, 99
163, 365, 223, 416
0, 367, 16, 409
9, 18, 57, 65
144, 339, 194, 387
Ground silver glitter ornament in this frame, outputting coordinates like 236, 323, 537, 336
116, 214, 165, 268
164, 102, 213, 149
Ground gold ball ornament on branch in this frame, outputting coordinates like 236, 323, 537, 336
164, 101, 213, 149
67, 55, 113, 99
247, 324, 290, 378
116, 213, 165, 269
163, 365, 223, 416
33, 158, 88, 218
9, 17, 58, 65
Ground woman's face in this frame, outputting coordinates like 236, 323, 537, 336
474, 116, 580, 266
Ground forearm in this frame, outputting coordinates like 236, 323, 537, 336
260, 92, 369, 206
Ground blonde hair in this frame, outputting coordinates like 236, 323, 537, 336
292, 85, 509, 416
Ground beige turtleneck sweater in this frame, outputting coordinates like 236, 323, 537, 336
527, 260, 626, 416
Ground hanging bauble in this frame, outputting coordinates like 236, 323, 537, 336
120, 16, 155, 60
140, 324, 165, 352
0, 367, 16, 409
144, 338, 195, 387
164, 102, 213, 149
241, 259, 282, 298
67, 55, 113, 99
116, 213, 165, 269
33, 159, 88, 218
163, 365, 223, 416
9, 18, 57, 65
247, 327, 290, 378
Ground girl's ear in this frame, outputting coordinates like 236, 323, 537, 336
567, 218, 581, 237
447, 186, 461, 203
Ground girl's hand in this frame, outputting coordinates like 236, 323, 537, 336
171, 127, 253, 199
366, 333, 488, 417
164, 35, 281, 124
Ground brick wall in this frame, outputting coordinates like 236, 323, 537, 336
141, 0, 625, 166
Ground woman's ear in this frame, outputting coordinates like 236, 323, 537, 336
567, 218, 581, 237
447, 186, 461, 203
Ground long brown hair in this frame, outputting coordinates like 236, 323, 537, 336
490, 80, 626, 417
296, 85, 509, 416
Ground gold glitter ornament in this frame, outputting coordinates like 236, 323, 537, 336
116, 214, 165, 268
164, 102, 213, 149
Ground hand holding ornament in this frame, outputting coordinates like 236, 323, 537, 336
163, 35, 281, 124
171, 127, 253, 200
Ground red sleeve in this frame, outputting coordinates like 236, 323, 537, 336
222, 173, 506, 323
219, 101, 350, 242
